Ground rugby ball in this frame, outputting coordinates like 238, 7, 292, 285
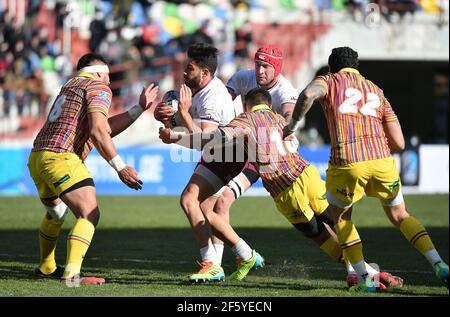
162, 90, 180, 111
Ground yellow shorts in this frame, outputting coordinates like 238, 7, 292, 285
28, 151, 93, 199
274, 165, 328, 224
326, 156, 401, 207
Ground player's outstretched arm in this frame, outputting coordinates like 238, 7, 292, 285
158, 127, 213, 150
88, 111, 143, 190
158, 125, 245, 151
283, 81, 326, 138
109, 84, 159, 137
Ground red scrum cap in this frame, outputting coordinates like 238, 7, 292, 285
255, 45, 283, 78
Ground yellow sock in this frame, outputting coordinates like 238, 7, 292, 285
319, 236, 344, 263
63, 218, 95, 279
39, 216, 63, 274
400, 216, 435, 255
334, 220, 364, 265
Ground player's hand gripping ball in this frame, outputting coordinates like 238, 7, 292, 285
162, 90, 180, 111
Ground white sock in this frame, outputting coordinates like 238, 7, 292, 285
347, 263, 356, 274
351, 260, 369, 284
213, 244, 224, 266
365, 262, 380, 278
424, 249, 443, 267
231, 239, 253, 261
200, 245, 218, 264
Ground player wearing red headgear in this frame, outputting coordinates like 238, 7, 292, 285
206, 45, 299, 268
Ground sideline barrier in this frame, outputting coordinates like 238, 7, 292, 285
0, 144, 448, 196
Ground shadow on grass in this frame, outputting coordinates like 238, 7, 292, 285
0, 227, 448, 292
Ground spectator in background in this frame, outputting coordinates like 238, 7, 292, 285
233, 20, 253, 71
383, 0, 420, 22
89, 11, 108, 53
189, 20, 214, 46
346, 0, 369, 21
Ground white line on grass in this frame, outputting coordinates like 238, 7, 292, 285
0, 253, 435, 275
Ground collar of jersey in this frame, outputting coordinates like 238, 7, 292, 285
78, 72, 95, 79
251, 104, 271, 112
338, 68, 360, 74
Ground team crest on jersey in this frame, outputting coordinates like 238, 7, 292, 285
98, 91, 109, 101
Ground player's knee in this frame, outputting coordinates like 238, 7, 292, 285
387, 207, 410, 227
215, 188, 234, 216
180, 192, 198, 215
79, 208, 100, 227
293, 216, 325, 238
44, 202, 69, 224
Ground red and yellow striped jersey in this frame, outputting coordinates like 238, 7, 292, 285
220, 104, 309, 197
32, 73, 112, 161
314, 68, 399, 166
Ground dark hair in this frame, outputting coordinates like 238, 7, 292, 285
187, 43, 218, 75
76, 53, 108, 71
328, 47, 359, 73
244, 88, 272, 107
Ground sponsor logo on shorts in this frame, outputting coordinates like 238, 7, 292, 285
53, 174, 70, 188
389, 178, 400, 191
336, 188, 354, 198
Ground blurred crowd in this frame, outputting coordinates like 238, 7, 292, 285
0, 0, 447, 136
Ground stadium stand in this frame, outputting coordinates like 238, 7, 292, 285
0, 0, 448, 142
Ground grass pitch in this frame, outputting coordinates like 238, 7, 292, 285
0, 195, 448, 297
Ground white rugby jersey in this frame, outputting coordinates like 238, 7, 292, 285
226, 69, 298, 114
190, 76, 236, 126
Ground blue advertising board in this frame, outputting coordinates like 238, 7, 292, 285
0, 145, 330, 196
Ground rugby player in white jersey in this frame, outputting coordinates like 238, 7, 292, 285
154, 43, 247, 282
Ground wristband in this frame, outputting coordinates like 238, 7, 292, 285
128, 104, 144, 121
108, 155, 127, 172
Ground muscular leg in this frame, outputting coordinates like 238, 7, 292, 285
201, 203, 241, 247
328, 204, 372, 284
59, 185, 100, 279
211, 173, 252, 263
384, 201, 448, 282
180, 173, 219, 263
37, 197, 68, 275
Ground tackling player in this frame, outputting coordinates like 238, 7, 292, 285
210, 45, 299, 266
284, 46, 449, 291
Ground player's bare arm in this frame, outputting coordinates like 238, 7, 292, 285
88, 112, 142, 190
383, 121, 405, 152
283, 82, 326, 138
159, 126, 248, 150
109, 84, 159, 137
